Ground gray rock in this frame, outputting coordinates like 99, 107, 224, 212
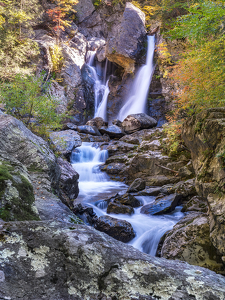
127, 178, 146, 193
94, 215, 135, 242
75, 0, 95, 23
141, 194, 179, 215
49, 130, 82, 156
161, 213, 225, 274
182, 196, 208, 213
77, 125, 101, 136
118, 193, 142, 208
65, 123, 78, 130
122, 113, 157, 133
138, 187, 162, 196
96, 45, 106, 62
87, 37, 106, 51
86, 117, 106, 129
106, 2, 146, 72
112, 119, 122, 127
99, 125, 125, 138
107, 201, 134, 215
1, 220, 225, 299
81, 63, 95, 115
58, 158, 79, 207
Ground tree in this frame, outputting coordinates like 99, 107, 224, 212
166, 0, 225, 117
0, 74, 64, 135
47, 0, 78, 44
0, 0, 41, 80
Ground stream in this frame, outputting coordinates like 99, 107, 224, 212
72, 143, 185, 256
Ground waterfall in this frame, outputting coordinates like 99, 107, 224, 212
95, 80, 110, 121
71, 143, 185, 256
117, 35, 155, 121
86, 52, 110, 120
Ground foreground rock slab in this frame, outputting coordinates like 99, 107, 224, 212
1, 221, 225, 300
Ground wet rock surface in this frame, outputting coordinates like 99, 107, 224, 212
140, 194, 179, 215
99, 125, 125, 138
107, 201, 134, 215
1, 221, 225, 300
94, 215, 135, 242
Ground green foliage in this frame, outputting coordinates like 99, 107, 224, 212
49, 45, 64, 73
0, 0, 41, 80
0, 74, 64, 136
165, 0, 225, 118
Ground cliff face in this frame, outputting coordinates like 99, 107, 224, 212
182, 108, 225, 260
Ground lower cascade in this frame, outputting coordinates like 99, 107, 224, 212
72, 143, 185, 256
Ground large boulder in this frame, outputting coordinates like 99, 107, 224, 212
0, 114, 60, 189
161, 213, 225, 274
182, 108, 225, 257
94, 215, 135, 242
106, 2, 146, 72
49, 130, 82, 157
0, 114, 79, 224
122, 113, 157, 134
1, 221, 225, 299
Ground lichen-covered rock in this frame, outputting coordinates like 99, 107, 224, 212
161, 213, 225, 274
107, 201, 134, 215
182, 108, 225, 256
127, 178, 146, 193
94, 215, 135, 242
106, 3, 146, 72
141, 194, 179, 215
182, 196, 208, 213
0, 114, 60, 189
49, 130, 82, 156
1, 221, 225, 299
122, 113, 157, 133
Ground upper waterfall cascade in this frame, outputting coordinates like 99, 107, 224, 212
117, 35, 155, 121
86, 52, 110, 121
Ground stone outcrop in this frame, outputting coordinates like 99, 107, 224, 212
0, 114, 80, 224
161, 213, 225, 274
127, 178, 146, 193
182, 108, 225, 258
106, 3, 146, 72
1, 220, 225, 299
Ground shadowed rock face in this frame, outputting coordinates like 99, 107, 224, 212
106, 3, 146, 73
1, 221, 225, 300
161, 213, 225, 274
182, 108, 225, 257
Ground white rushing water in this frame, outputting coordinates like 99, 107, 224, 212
86, 51, 109, 121
72, 143, 185, 256
117, 35, 155, 121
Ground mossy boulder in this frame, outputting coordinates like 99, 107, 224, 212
0, 159, 39, 221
